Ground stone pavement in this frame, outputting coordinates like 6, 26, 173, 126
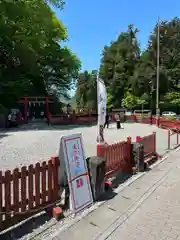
50, 147, 180, 240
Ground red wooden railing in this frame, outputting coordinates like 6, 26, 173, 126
0, 157, 60, 230
50, 115, 97, 125
135, 116, 180, 150
135, 115, 180, 130
136, 133, 156, 160
97, 137, 132, 178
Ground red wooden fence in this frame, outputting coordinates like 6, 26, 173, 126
135, 115, 180, 131
0, 157, 60, 230
97, 137, 132, 178
136, 133, 156, 161
50, 115, 97, 125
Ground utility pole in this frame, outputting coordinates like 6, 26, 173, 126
156, 16, 160, 124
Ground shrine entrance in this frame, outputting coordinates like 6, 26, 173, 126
17, 96, 53, 121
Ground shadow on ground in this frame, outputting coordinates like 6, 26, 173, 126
0, 133, 10, 143
98, 172, 133, 202
98, 167, 153, 202
0, 122, 97, 133
0, 172, 135, 240
0, 212, 51, 240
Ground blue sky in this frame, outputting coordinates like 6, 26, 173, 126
55, 0, 180, 72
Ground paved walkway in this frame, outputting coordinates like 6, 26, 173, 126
50, 147, 180, 240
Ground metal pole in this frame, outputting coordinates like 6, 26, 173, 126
156, 16, 160, 124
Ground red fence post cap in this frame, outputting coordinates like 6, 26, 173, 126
127, 136, 131, 143
97, 142, 107, 155
136, 136, 141, 142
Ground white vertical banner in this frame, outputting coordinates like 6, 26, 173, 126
97, 77, 107, 126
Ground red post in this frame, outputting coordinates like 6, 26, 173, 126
177, 130, 179, 145
51, 156, 57, 190
127, 136, 131, 143
17, 112, 22, 123
24, 97, 28, 121
97, 143, 106, 158
127, 136, 132, 150
168, 130, 171, 149
150, 115, 153, 125
153, 132, 156, 154
136, 136, 141, 142
127, 137, 132, 172
133, 115, 137, 122
97, 143, 101, 156
158, 116, 160, 127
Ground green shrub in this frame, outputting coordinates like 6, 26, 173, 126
165, 116, 177, 120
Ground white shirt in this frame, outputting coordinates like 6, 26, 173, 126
8, 114, 12, 121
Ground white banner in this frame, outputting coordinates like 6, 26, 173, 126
97, 78, 107, 125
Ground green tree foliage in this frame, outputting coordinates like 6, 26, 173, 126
164, 92, 180, 106
46, 0, 65, 9
75, 70, 98, 109
99, 25, 140, 108
0, 0, 81, 109
75, 18, 180, 113
121, 92, 140, 109
132, 18, 180, 111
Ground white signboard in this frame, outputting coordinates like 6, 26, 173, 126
60, 133, 93, 213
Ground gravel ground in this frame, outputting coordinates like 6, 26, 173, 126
0, 122, 178, 171
0, 122, 178, 239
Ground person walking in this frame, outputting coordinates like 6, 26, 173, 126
150, 112, 153, 125
116, 113, 121, 129
7, 112, 12, 128
104, 113, 109, 129
40, 111, 44, 120
47, 113, 50, 126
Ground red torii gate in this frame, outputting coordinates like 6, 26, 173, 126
17, 96, 53, 121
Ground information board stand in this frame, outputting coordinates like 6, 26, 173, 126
58, 133, 93, 213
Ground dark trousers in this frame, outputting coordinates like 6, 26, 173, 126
117, 121, 120, 129
7, 120, 12, 128
104, 121, 109, 128
150, 116, 153, 125
47, 118, 50, 126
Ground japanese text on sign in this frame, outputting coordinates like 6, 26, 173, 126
71, 142, 81, 174
66, 138, 85, 179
